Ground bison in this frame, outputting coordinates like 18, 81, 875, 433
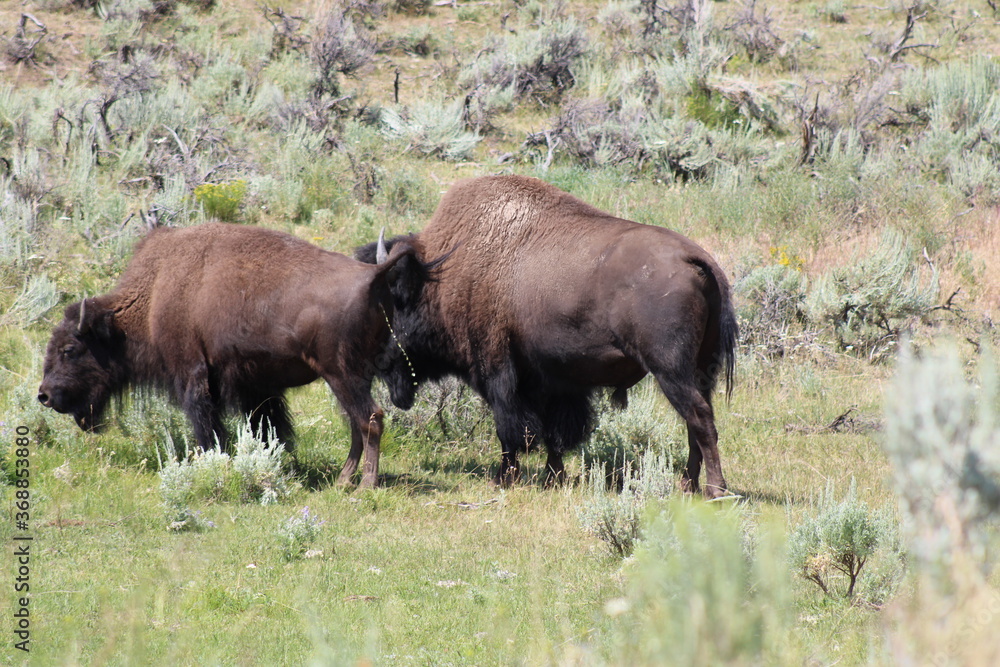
358, 175, 737, 497
38, 222, 426, 488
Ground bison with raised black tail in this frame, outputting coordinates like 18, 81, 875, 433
38, 222, 424, 488
358, 175, 737, 497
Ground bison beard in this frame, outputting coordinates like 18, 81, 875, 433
38, 223, 425, 489
358, 175, 738, 498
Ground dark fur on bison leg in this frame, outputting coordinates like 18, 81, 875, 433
543, 449, 566, 487
242, 393, 294, 450
655, 376, 727, 500
180, 364, 227, 451
493, 454, 520, 487
680, 429, 703, 494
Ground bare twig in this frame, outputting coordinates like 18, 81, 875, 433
887, 7, 936, 62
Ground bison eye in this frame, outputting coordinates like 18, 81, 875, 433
62, 345, 81, 359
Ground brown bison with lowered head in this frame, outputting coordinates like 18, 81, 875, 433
38, 222, 422, 488
358, 175, 737, 497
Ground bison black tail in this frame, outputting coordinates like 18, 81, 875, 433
719, 283, 738, 401
691, 258, 738, 402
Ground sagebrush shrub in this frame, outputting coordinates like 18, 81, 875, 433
458, 17, 588, 112
788, 480, 898, 600
610, 499, 798, 664
805, 228, 937, 359
736, 260, 806, 355
380, 100, 481, 161
311, 10, 376, 99
884, 345, 1000, 574
584, 383, 679, 486
578, 448, 675, 557
158, 421, 295, 529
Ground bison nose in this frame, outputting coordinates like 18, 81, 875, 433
37, 390, 51, 407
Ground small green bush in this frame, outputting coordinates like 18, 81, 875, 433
158, 421, 295, 530
380, 101, 481, 161
458, 17, 588, 109
194, 179, 247, 221
578, 448, 675, 557
736, 258, 807, 355
584, 382, 679, 486
379, 377, 493, 448
277, 506, 326, 561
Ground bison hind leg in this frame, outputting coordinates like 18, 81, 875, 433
178, 366, 228, 452
652, 372, 727, 499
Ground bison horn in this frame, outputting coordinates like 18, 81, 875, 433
77, 298, 87, 334
376, 227, 388, 264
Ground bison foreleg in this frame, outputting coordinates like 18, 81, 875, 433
491, 413, 534, 487
327, 377, 383, 489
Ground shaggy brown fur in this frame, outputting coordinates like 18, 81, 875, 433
358, 175, 737, 497
39, 223, 420, 488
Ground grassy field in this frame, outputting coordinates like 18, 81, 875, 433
3, 0, 1000, 664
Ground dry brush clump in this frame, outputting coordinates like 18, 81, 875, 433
458, 15, 588, 126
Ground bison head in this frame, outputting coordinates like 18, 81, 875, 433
38, 298, 124, 432
357, 232, 451, 410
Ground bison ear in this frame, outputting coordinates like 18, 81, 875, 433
75, 298, 115, 340
383, 252, 425, 309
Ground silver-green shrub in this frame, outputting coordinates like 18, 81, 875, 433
605, 499, 797, 664
884, 345, 1000, 575
377, 377, 493, 447
583, 382, 680, 486
278, 506, 327, 561
896, 56, 1000, 204
0, 275, 58, 328
735, 261, 806, 355
458, 16, 588, 112
380, 100, 481, 161
788, 480, 899, 600
231, 421, 292, 506
578, 448, 675, 557
805, 228, 937, 359
158, 421, 295, 529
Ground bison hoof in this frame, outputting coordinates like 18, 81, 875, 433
543, 469, 566, 488
679, 476, 699, 495
703, 482, 729, 500
492, 467, 520, 487
357, 475, 378, 490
